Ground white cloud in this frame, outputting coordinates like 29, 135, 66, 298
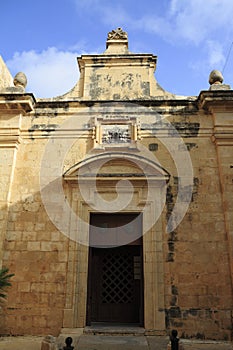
207, 40, 225, 67
131, 0, 233, 46
168, 0, 233, 44
6, 47, 81, 98
73, 0, 233, 46
189, 40, 226, 81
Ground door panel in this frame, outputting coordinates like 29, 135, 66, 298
89, 213, 142, 247
87, 213, 143, 325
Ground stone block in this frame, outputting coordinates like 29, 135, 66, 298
6, 230, 19, 241
27, 241, 41, 251
58, 251, 68, 262
22, 231, 37, 240
44, 283, 56, 293
50, 263, 67, 272
41, 242, 53, 251
51, 231, 62, 241
33, 315, 47, 329
20, 291, 39, 304
18, 282, 31, 292
41, 335, 56, 350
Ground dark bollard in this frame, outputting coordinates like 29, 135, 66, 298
167, 330, 184, 350
63, 336, 74, 350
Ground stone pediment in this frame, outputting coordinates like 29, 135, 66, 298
63, 152, 170, 182
58, 28, 176, 100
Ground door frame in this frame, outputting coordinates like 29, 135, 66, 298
62, 177, 167, 333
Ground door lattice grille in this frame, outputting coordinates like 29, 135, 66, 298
101, 253, 134, 304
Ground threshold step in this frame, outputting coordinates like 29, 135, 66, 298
84, 324, 145, 335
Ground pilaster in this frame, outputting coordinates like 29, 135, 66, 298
0, 93, 35, 267
199, 90, 233, 290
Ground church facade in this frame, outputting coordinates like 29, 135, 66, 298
0, 28, 233, 340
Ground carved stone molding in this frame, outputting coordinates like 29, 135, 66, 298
107, 27, 128, 41
91, 115, 141, 150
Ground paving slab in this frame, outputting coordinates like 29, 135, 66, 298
147, 337, 233, 350
179, 340, 233, 350
147, 335, 168, 349
77, 335, 148, 350
0, 336, 43, 350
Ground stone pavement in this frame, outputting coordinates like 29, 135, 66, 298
0, 336, 43, 350
76, 335, 233, 350
0, 335, 232, 350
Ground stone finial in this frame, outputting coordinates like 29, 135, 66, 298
209, 70, 224, 85
208, 69, 231, 90
13, 72, 27, 90
105, 27, 128, 54
107, 27, 128, 41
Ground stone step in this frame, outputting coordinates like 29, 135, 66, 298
83, 325, 145, 336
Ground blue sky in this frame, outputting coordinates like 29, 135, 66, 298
1, 0, 233, 98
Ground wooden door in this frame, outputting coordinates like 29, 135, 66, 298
87, 213, 143, 325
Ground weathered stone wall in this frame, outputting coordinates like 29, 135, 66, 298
140, 107, 232, 340
0, 29, 232, 340
2, 125, 67, 335
0, 98, 231, 338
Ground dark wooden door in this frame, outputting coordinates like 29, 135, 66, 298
87, 213, 143, 325
89, 212, 142, 247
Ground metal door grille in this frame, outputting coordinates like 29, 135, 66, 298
101, 252, 134, 304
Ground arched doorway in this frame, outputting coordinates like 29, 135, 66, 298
62, 152, 169, 332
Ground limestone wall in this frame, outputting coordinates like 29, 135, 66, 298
0, 95, 231, 339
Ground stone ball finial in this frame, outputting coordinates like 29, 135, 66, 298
13, 72, 27, 89
209, 70, 224, 85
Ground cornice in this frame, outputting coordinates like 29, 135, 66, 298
198, 90, 233, 111
0, 133, 22, 148
0, 93, 35, 114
